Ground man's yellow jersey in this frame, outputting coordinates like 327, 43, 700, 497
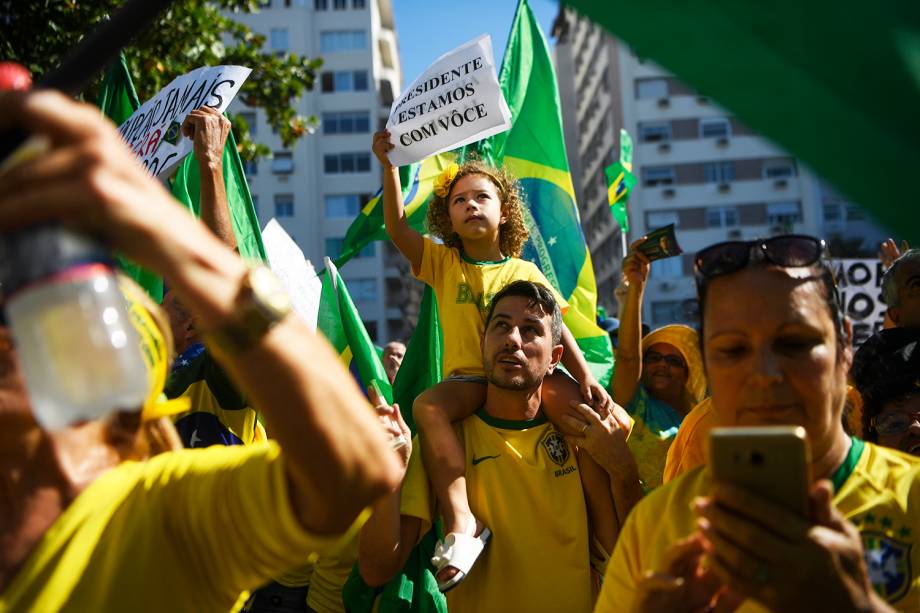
402, 409, 593, 612
414, 237, 568, 378
597, 439, 920, 612
0, 443, 360, 613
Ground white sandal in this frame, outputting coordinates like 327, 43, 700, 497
431, 526, 492, 592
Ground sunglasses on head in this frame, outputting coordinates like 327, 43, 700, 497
694, 235, 826, 280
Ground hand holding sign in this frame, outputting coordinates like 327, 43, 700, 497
182, 106, 231, 168
385, 35, 511, 167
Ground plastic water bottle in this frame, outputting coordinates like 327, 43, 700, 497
0, 227, 149, 430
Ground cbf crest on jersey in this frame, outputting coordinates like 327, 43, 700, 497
541, 430, 569, 466
863, 531, 912, 603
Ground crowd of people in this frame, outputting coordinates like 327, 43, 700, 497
0, 88, 917, 613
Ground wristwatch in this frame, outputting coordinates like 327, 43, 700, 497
205, 264, 292, 354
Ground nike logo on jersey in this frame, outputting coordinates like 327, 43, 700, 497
189, 429, 203, 447
472, 454, 500, 465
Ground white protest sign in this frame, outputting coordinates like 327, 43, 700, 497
386, 34, 511, 166
829, 258, 887, 346
117, 65, 251, 178
262, 219, 323, 331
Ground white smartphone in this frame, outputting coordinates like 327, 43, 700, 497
709, 426, 811, 519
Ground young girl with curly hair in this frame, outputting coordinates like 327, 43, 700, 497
372, 131, 631, 592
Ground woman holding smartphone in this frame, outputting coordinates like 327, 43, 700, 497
595, 236, 919, 612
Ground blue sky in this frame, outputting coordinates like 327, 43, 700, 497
391, 0, 561, 86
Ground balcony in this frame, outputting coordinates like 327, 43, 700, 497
636, 135, 787, 165
638, 176, 802, 210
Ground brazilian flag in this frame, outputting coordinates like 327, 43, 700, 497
481, 0, 614, 386
605, 129, 636, 233
97, 55, 265, 302
316, 257, 394, 403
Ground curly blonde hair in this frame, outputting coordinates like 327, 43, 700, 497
426, 159, 529, 258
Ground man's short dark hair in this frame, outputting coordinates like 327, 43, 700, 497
485, 280, 562, 344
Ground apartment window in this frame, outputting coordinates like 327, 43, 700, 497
320, 30, 367, 52
352, 0, 366, 7
324, 152, 371, 174
321, 70, 369, 92
651, 257, 683, 279
269, 28, 289, 53
274, 194, 294, 217
333, 0, 346, 8
639, 122, 671, 143
699, 117, 731, 139
704, 161, 735, 183
767, 201, 802, 226
642, 166, 675, 187
260, 0, 271, 7
271, 151, 294, 174
651, 300, 684, 325
239, 111, 256, 135
324, 194, 368, 217
823, 203, 842, 222
647, 210, 679, 228
349, 278, 378, 302
322, 111, 370, 134
325, 238, 374, 259
763, 159, 797, 179
314, 0, 327, 9
706, 206, 739, 228
846, 204, 867, 221
243, 159, 258, 176
636, 78, 668, 99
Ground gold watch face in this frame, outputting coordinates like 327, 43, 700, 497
249, 265, 293, 319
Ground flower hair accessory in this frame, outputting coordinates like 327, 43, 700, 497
433, 163, 460, 198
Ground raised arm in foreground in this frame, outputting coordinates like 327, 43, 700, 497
0, 91, 401, 535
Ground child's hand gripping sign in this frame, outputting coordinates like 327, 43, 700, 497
385, 34, 511, 167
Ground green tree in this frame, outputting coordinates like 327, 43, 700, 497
1, 0, 322, 160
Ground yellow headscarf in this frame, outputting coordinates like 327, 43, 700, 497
641, 324, 707, 406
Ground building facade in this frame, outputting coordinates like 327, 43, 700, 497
229, 0, 416, 343
554, 8, 888, 328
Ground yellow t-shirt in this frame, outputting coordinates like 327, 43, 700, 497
0, 443, 361, 613
414, 237, 568, 378
306, 535, 359, 613
401, 409, 593, 613
662, 397, 714, 483
596, 440, 920, 612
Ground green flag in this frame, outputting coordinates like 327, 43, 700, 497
605, 129, 636, 233
341, 287, 447, 613
567, 0, 920, 244
480, 0, 614, 386
316, 258, 393, 402
97, 55, 163, 300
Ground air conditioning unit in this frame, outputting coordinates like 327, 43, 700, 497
657, 97, 670, 108
278, 175, 289, 183
660, 282, 676, 292
727, 229, 743, 239
718, 182, 731, 193
716, 137, 730, 147
696, 95, 710, 105
663, 188, 676, 198
774, 179, 788, 189
658, 142, 671, 153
